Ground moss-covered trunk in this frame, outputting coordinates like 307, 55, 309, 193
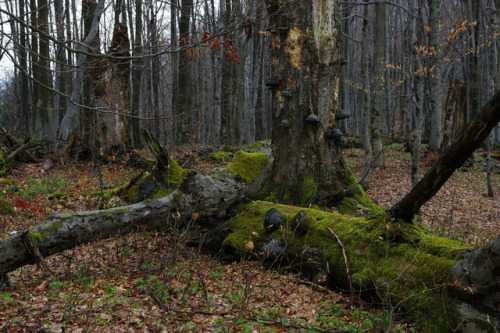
222, 201, 499, 332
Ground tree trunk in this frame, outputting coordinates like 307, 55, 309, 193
220, 0, 238, 145
391, 88, 500, 222
266, 0, 347, 199
97, 22, 131, 152
360, 0, 372, 189
427, 0, 442, 151
130, 0, 143, 147
57, 0, 104, 149
371, 1, 386, 168
410, 0, 424, 187
176, 0, 193, 143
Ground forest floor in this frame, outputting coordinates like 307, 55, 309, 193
0, 142, 498, 332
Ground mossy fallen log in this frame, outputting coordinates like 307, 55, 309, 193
221, 201, 499, 332
0, 146, 274, 282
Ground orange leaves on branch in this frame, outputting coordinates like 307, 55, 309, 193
199, 31, 240, 64
223, 38, 241, 65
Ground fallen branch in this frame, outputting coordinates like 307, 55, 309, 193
326, 226, 354, 300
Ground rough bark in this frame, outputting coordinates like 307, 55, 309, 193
93, 22, 131, 152
130, 0, 143, 147
390, 89, 500, 222
371, 1, 386, 168
266, 0, 346, 196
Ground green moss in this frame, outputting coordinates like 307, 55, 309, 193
27, 221, 64, 245
208, 151, 233, 163
0, 178, 13, 186
148, 187, 174, 200
245, 140, 271, 152
224, 201, 465, 331
419, 232, 471, 257
227, 151, 268, 184
471, 318, 497, 332
154, 159, 185, 189
0, 149, 8, 176
48, 193, 67, 200
299, 175, 318, 205
339, 159, 385, 216
28, 231, 43, 245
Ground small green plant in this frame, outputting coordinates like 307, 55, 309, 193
0, 197, 14, 214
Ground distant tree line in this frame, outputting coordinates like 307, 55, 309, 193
0, 0, 498, 160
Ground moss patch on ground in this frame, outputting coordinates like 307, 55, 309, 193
227, 151, 268, 184
208, 151, 233, 163
223, 201, 470, 332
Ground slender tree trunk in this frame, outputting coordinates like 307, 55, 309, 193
360, 0, 372, 189
54, 0, 68, 129
176, 0, 193, 143
427, 0, 442, 151
466, 0, 482, 121
220, 0, 237, 145
18, 0, 31, 137
131, 0, 143, 147
371, 1, 386, 168
149, 6, 161, 139
410, 0, 424, 187
57, 0, 104, 149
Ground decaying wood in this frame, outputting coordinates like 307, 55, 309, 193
0, 149, 273, 278
391, 89, 500, 222
0, 127, 40, 163
141, 128, 169, 169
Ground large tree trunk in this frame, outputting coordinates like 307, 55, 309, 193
391, 88, 500, 222
266, 0, 346, 198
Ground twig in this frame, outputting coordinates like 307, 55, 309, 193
326, 227, 354, 300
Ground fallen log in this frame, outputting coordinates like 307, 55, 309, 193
0, 147, 274, 280
221, 201, 499, 332
0, 138, 498, 331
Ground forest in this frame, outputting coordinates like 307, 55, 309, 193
0, 0, 499, 331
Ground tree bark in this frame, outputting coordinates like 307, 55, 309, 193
57, 0, 105, 149
371, 1, 386, 168
176, 0, 193, 143
390, 89, 500, 222
266, 0, 346, 196
427, 0, 443, 151
130, 0, 143, 147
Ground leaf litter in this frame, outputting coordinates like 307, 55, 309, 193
1, 143, 497, 331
